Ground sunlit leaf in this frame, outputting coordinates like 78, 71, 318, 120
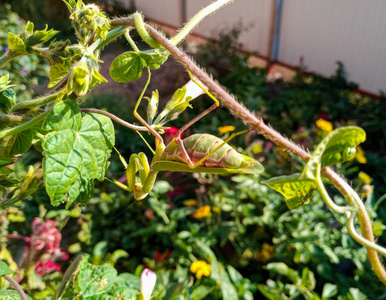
109, 51, 144, 83
262, 174, 315, 209
0, 261, 13, 276
48, 62, 71, 88
7, 32, 26, 52
42, 100, 115, 207
140, 49, 169, 70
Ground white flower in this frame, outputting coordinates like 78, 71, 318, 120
183, 77, 208, 100
141, 268, 157, 300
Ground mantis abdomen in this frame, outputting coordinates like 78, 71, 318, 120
162, 134, 248, 169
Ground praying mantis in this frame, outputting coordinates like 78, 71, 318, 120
113, 68, 264, 200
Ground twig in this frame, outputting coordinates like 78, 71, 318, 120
2, 274, 28, 300
80, 108, 149, 131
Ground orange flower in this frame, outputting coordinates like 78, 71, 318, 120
256, 243, 275, 262
192, 205, 211, 219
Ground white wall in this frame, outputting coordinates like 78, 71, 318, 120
186, 0, 272, 57
118, 0, 386, 94
279, 0, 386, 94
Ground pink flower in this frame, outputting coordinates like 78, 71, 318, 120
141, 268, 157, 300
35, 260, 62, 277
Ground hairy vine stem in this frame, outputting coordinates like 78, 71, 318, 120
2, 274, 28, 300
9, 92, 59, 113
111, 16, 386, 284
80, 108, 149, 131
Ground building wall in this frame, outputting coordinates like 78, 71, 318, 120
279, 0, 386, 94
118, 0, 386, 95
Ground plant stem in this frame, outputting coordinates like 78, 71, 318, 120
0, 111, 49, 139
9, 92, 59, 113
124, 30, 140, 52
2, 274, 28, 300
95, 27, 128, 51
170, 0, 234, 46
80, 108, 148, 131
112, 17, 386, 284
0, 52, 21, 68
0, 114, 32, 123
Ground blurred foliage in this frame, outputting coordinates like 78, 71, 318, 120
0, 5, 49, 100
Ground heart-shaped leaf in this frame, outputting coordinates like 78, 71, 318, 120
262, 174, 315, 209
109, 51, 144, 83
42, 100, 115, 207
140, 49, 169, 70
7, 32, 26, 52
0, 260, 13, 276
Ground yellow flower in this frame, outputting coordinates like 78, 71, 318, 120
356, 146, 367, 164
252, 143, 263, 154
316, 118, 333, 132
192, 205, 211, 219
218, 125, 235, 135
358, 172, 372, 184
212, 206, 221, 213
183, 199, 198, 206
190, 260, 211, 279
255, 243, 275, 262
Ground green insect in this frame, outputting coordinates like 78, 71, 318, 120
113, 70, 264, 200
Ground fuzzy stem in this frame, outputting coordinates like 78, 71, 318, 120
0, 114, 32, 123
0, 52, 22, 68
0, 111, 49, 139
9, 93, 59, 113
170, 0, 234, 45
2, 274, 28, 300
80, 108, 148, 131
111, 17, 386, 284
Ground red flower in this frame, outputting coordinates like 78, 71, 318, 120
166, 186, 183, 199
35, 260, 62, 277
164, 127, 184, 144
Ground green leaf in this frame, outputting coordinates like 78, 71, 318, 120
7, 32, 26, 52
1, 130, 34, 156
257, 284, 283, 300
0, 290, 33, 300
301, 267, 315, 291
110, 51, 144, 83
164, 282, 185, 300
321, 283, 338, 299
0, 261, 13, 276
265, 262, 300, 283
75, 256, 138, 299
301, 126, 365, 181
25, 25, 59, 47
53, 255, 86, 300
0, 89, 16, 114
140, 49, 169, 70
348, 288, 368, 300
262, 174, 315, 209
42, 100, 115, 207
25, 21, 34, 35
227, 265, 244, 285
154, 87, 192, 126
211, 261, 238, 300
48, 62, 71, 88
